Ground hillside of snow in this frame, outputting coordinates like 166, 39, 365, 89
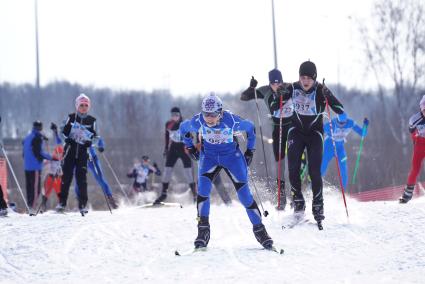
1, 190, 424, 284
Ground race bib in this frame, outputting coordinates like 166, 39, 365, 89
273, 98, 294, 118
201, 126, 234, 145
292, 89, 316, 116
169, 130, 182, 143
69, 122, 93, 145
136, 166, 149, 183
331, 127, 352, 142
417, 124, 425, 137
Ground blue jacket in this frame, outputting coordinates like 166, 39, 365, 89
323, 118, 365, 143
23, 129, 52, 171
180, 111, 256, 155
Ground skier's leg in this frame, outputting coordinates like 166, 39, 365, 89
197, 157, 220, 217
75, 154, 89, 210
25, 171, 35, 209
337, 147, 348, 191
321, 139, 334, 177
287, 129, 306, 212
307, 131, 324, 222
155, 151, 178, 203
401, 145, 425, 203
0, 184, 7, 210
59, 151, 75, 207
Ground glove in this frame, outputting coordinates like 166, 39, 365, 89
322, 85, 332, 99
64, 137, 73, 144
244, 149, 254, 166
50, 122, 58, 131
98, 147, 104, 153
363, 118, 369, 126
186, 146, 200, 161
250, 76, 258, 89
163, 149, 168, 158
276, 84, 290, 98
83, 141, 92, 148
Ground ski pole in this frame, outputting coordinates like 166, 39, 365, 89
351, 123, 368, 185
252, 77, 271, 187
101, 153, 130, 203
248, 167, 269, 217
277, 95, 284, 208
0, 144, 31, 214
91, 157, 113, 214
323, 79, 349, 218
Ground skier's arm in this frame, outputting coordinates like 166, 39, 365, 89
127, 168, 137, 178
320, 84, 344, 114
240, 84, 265, 101
352, 119, 367, 137
32, 136, 52, 161
179, 119, 197, 148
234, 116, 256, 150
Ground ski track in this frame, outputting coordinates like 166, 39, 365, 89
0, 192, 424, 284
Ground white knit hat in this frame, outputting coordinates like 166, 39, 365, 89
75, 93, 91, 111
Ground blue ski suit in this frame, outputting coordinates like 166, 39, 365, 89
321, 114, 367, 190
180, 111, 262, 225
75, 138, 113, 197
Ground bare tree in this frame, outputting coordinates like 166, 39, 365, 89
359, 0, 425, 152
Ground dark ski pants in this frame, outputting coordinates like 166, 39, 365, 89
25, 170, 41, 208
60, 151, 88, 209
0, 184, 7, 209
287, 129, 324, 209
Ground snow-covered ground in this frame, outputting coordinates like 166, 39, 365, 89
1, 191, 424, 284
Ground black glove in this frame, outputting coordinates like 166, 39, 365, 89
163, 149, 168, 158
50, 122, 58, 131
322, 85, 332, 99
186, 146, 200, 161
64, 137, 73, 144
244, 149, 254, 166
83, 141, 92, 148
98, 147, 104, 153
276, 84, 290, 98
250, 76, 258, 89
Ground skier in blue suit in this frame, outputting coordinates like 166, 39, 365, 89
321, 113, 368, 191
179, 93, 273, 250
74, 137, 118, 209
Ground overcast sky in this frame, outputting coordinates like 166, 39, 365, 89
0, 0, 374, 97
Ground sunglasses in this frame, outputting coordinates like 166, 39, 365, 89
79, 104, 89, 108
202, 111, 220, 118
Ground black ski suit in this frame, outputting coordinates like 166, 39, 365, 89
272, 81, 344, 221
60, 113, 96, 209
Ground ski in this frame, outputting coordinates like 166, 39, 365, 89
139, 202, 183, 209
282, 214, 308, 229
317, 221, 323, 230
175, 247, 207, 256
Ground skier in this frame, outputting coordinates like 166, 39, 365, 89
154, 107, 196, 204
22, 121, 54, 213
272, 61, 344, 227
400, 95, 425, 203
0, 184, 7, 217
241, 69, 292, 210
74, 137, 119, 209
180, 93, 273, 250
40, 123, 64, 212
56, 94, 97, 215
127, 156, 161, 193
321, 113, 369, 191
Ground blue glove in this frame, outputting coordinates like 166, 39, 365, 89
363, 118, 369, 126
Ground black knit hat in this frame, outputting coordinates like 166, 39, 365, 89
33, 120, 43, 131
299, 61, 317, 80
170, 107, 181, 113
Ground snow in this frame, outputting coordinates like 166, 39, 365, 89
1, 191, 424, 284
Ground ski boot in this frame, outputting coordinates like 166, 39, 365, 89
55, 203, 65, 213
0, 208, 7, 217
399, 185, 414, 204
253, 223, 273, 249
293, 200, 306, 214
312, 204, 325, 230
194, 216, 210, 249
153, 192, 167, 205
107, 195, 118, 209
